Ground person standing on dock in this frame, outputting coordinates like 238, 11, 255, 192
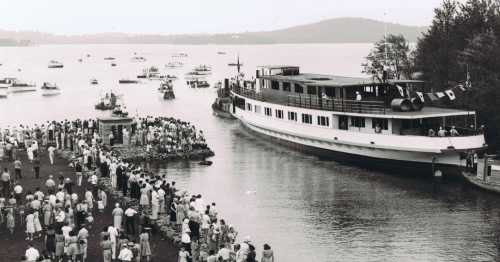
1, 167, 11, 197
32, 156, 40, 179
14, 158, 22, 180
48, 145, 56, 165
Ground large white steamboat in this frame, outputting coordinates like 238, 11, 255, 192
229, 66, 487, 176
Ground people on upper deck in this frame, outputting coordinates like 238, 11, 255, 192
355, 91, 362, 101
428, 129, 436, 137
450, 126, 460, 137
437, 127, 447, 137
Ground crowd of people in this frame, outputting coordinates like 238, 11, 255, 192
0, 117, 274, 262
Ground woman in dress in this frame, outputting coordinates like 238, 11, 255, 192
139, 184, 149, 210
45, 225, 56, 259
261, 244, 274, 262
25, 211, 35, 241
169, 200, 177, 225
139, 229, 152, 262
100, 235, 113, 262
66, 230, 79, 262
42, 200, 53, 227
33, 211, 43, 238
6, 208, 15, 236
55, 228, 65, 261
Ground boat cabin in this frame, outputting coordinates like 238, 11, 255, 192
232, 65, 478, 138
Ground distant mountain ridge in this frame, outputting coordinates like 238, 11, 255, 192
0, 17, 426, 45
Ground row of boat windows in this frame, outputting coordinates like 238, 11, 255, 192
247, 102, 389, 130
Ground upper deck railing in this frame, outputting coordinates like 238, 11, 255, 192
232, 85, 387, 114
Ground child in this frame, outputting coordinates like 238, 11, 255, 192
6, 208, 15, 236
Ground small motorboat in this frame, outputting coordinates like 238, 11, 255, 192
0, 85, 8, 98
48, 60, 64, 68
193, 65, 212, 75
111, 63, 117, 67
104, 57, 115, 60
159, 80, 175, 99
131, 56, 147, 62
171, 53, 188, 58
188, 79, 210, 88
41, 82, 62, 96
199, 160, 213, 166
217, 51, 226, 55
165, 61, 184, 68
95, 92, 118, 110
90, 78, 99, 85
9, 80, 37, 93
119, 79, 139, 84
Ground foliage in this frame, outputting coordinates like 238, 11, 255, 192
362, 34, 414, 81
414, 0, 500, 151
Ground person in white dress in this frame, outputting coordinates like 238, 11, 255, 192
25, 211, 35, 241
33, 211, 42, 238
112, 203, 123, 230
107, 225, 119, 260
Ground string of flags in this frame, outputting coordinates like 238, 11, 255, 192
395, 70, 472, 103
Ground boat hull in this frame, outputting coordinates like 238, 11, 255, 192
462, 171, 500, 194
239, 120, 460, 176
9, 86, 37, 93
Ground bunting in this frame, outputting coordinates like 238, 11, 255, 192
396, 84, 405, 97
436, 92, 445, 98
416, 91, 425, 102
445, 90, 456, 100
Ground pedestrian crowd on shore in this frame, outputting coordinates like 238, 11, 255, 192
0, 117, 274, 262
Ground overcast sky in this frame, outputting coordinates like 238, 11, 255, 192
0, 0, 454, 35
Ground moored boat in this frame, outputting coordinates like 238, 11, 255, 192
9, 80, 37, 93
229, 65, 487, 176
119, 79, 139, 84
40, 82, 62, 96
48, 60, 64, 68
462, 154, 500, 193
90, 78, 99, 85
187, 79, 210, 88
165, 61, 184, 68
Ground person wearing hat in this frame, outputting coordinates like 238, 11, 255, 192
45, 175, 56, 192
117, 242, 133, 262
112, 203, 124, 230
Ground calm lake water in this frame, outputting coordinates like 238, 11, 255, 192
1, 44, 500, 262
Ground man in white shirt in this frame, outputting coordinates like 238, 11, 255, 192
45, 175, 56, 192
217, 244, 231, 262
124, 207, 138, 235
78, 225, 89, 261
117, 243, 133, 262
107, 225, 119, 260
25, 243, 40, 262
47, 145, 56, 165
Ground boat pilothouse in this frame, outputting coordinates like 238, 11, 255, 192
230, 65, 487, 176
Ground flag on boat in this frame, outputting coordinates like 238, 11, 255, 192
465, 68, 472, 89
396, 85, 405, 97
426, 93, 438, 101
435, 92, 445, 98
416, 92, 425, 102
457, 84, 466, 91
445, 90, 456, 100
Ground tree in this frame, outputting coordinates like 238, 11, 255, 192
362, 34, 414, 81
414, 0, 500, 151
